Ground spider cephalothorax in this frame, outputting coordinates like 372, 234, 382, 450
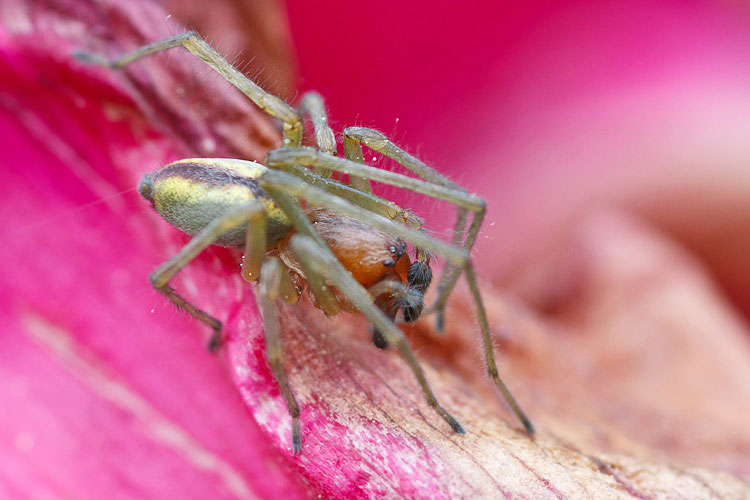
75, 31, 533, 454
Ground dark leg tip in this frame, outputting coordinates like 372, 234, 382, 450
71, 49, 93, 62
71, 50, 110, 67
372, 328, 388, 349
291, 421, 302, 455
450, 419, 466, 435
521, 416, 535, 437
207, 329, 223, 353
435, 310, 445, 332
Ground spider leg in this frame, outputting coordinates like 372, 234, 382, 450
292, 241, 341, 318
260, 168, 467, 265
266, 148, 483, 209
342, 127, 484, 330
341, 129, 373, 193
258, 169, 533, 434
149, 201, 265, 351
265, 148, 484, 245
465, 262, 535, 435
240, 204, 267, 283
344, 127, 461, 187
258, 256, 303, 454
289, 233, 465, 434
298, 89, 389, 204
298, 92, 337, 169
264, 157, 419, 226
73, 32, 303, 146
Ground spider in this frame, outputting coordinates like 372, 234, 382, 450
74, 31, 534, 454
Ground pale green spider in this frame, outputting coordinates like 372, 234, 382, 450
74, 31, 533, 454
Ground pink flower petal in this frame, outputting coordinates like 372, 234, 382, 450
0, 2, 305, 498
3, 0, 750, 498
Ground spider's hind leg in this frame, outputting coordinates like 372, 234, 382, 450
148, 201, 266, 352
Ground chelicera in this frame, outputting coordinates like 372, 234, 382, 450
75, 31, 534, 454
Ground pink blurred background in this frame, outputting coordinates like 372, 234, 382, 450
285, 0, 750, 317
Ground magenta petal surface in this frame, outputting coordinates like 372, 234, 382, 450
0, 3, 305, 499
3, 1, 750, 499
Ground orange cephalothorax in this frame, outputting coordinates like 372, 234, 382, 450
279, 208, 410, 288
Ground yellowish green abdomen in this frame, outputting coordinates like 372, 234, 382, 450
139, 158, 291, 248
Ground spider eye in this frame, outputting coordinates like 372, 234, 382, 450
388, 240, 406, 259
383, 259, 395, 267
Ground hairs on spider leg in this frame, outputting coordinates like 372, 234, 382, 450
244, 56, 261, 76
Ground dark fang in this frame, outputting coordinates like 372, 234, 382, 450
207, 328, 222, 353
407, 261, 433, 292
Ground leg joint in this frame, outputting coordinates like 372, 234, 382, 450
343, 126, 387, 149
266, 349, 284, 366
476, 197, 487, 215
149, 271, 166, 289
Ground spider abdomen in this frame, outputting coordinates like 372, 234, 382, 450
139, 158, 292, 248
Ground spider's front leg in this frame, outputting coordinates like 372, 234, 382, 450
289, 234, 466, 435
341, 127, 486, 331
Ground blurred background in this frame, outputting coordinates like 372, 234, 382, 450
288, 0, 750, 319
